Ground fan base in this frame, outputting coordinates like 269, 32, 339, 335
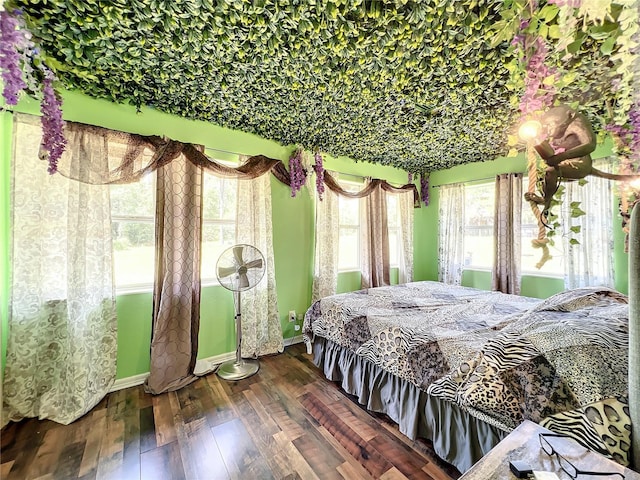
217, 358, 259, 381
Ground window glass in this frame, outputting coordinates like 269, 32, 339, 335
201, 172, 237, 282
463, 183, 495, 269
111, 173, 156, 292
338, 180, 362, 271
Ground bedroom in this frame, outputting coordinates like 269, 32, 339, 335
1, 0, 639, 479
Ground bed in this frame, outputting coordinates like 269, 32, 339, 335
302, 281, 631, 473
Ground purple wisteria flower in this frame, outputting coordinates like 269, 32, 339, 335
40, 68, 67, 175
420, 173, 429, 206
288, 149, 307, 197
313, 152, 325, 201
0, 10, 28, 105
407, 172, 413, 184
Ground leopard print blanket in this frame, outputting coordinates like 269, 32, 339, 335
303, 282, 631, 465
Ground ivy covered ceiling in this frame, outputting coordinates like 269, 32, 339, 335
8, 0, 624, 173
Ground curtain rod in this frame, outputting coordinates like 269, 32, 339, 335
204, 146, 402, 183
432, 173, 522, 188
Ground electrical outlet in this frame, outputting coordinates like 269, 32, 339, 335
288, 310, 296, 322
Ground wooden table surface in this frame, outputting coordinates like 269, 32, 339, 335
460, 420, 640, 480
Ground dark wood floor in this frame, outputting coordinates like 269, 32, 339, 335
1, 343, 460, 480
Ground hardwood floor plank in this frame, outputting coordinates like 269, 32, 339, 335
3, 420, 49, 480
213, 417, 273, 480
120, 387, 142, 480
138, 406, 156, 454
0, 344, 459, 480
199, 375, 237, 428
27, 426, 67, 480
169, 392, 230, 480
1, 460, 15, 478
152, 392, 177, 447
53, 441, 85, 480
273, 431, 321, 480
140, 442, 186, 480
300, 391, 394, 479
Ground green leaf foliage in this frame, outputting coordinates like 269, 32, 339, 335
7, 0, 631, 172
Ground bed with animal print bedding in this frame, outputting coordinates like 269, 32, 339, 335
303, 281, 631, 471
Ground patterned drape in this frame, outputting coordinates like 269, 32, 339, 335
398, 189, 414, 284
492, 173, 522, 294
144, 155, 203, 394
312, 186, 340, 302
235, 167, 284, 357
438, 183, 465, 285
3, 114, 117, 425
563, 158, 615, 289
361, 182, 390, 288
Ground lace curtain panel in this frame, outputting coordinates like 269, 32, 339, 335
492, 173, 522, 294
3, 114, 117, 426
438, 183, 465, 285
562, 157, 615, 289
236, 168, 284, 357
312, 186, 340, 302
398, 189, 415, 284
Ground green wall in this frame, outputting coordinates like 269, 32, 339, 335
1, 91, 409, 380
426, 138, 629, 298
1, 91, 631, 381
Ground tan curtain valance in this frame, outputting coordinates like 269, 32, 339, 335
52, 120, 419, 205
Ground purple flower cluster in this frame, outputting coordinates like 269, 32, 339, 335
407, 172, 413, 184
0, 10, 28, 105
288, 149, 307, 197
420, 173, 429, 206
40, 69, 67, 175
606, 101, 640, 168
519, 37, 556, 116
313, 152, 325, 201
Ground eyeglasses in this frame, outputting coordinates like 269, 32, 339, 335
539, 433, 625, 479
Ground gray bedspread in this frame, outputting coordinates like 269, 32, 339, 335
303, 281, 631, 466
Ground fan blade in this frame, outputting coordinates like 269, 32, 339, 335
238, 273, 250, 289
233, 245, 244, 265
244, 258, 263, 270
218, 265, 238, 278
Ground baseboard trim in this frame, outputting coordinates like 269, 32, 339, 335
109, 335, 305, 393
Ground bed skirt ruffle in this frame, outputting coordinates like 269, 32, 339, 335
312, 336, 507, 473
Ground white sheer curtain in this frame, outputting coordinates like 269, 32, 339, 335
235, 169, 284, 357
562, 157, 615, 288
3, 114, 117, 426
311, 184, 340, 301
398, 189, 414, 283
438, 183, 465, 285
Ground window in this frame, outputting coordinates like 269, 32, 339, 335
463, 183, 495, 269
111, 173, 156, 292
338, 180, 362, 271
201, 171, 237, 283
387, 194, 400, 267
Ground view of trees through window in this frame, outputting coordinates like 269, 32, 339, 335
111, 173, 156, 291
201, 173, 237, 282
463, 183, 495, 269
110, 166, 238, 292
338, 182, 361, 271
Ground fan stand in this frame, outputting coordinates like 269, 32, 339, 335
217, 291, 259, 380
